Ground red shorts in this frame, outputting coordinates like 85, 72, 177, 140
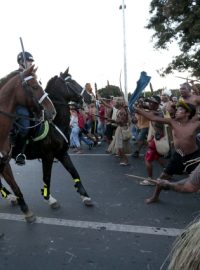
145, 139, 159, 162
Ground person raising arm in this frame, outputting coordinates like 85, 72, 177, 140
135, 101, 200, 203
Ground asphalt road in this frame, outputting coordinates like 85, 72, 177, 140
0, 141, 200, 270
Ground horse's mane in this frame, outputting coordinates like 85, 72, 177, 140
0, 70, 19, 89
45, 76, 59, 91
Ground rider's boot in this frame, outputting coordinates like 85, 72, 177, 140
15, 136, 27, 166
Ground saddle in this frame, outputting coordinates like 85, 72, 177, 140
10, 120, 49, 144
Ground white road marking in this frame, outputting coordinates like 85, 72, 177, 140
70, 154, 111, 156
69, 153, 132, 156
69, 153, 144, 157
0, 212, 182, 237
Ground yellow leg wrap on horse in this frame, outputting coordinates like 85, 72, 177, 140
43, 184, 48, 197
0, 188, 7, 198
74, 178, 80, 183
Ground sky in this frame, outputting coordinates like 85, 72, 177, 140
0, 0, 188, 95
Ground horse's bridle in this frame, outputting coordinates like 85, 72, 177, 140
61, 74, 83, 101
0, 73, 50, 126
20, 72, 49, 109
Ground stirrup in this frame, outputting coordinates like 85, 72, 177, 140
16, 153, 26, 165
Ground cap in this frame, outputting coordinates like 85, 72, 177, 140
176, 100, 196, 118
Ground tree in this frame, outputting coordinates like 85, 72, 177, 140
97, 85, 123, 99
146, 0, 200, 78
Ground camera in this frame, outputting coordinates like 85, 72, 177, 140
135, 98, 149, 109
155, 132, 161, 140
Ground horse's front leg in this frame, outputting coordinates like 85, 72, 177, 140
59, 153, 93, 206
2, 163, 36, 223
41, 158, 60, 209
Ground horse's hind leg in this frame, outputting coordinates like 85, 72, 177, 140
2, 164, 36, 222
59, 153, 93, 206
0, 178, 18, 205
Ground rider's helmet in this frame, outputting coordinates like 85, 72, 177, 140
68, 101, 80, 110
17, 51, 34, 65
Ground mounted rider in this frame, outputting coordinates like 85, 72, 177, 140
12, 51, 34, 165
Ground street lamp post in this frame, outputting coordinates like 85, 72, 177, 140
119, 1, 128, 102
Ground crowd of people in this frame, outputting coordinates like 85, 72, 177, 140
69, 87, 132, 165
1, 51, 200, 266
9, 52, 200, 205
68, 80, 200, 205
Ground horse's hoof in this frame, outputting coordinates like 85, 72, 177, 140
7, 194, 18, 206
82, 196, 93, 207
11, 200, 18, 206
50, 201, 61, 209
46, 195, 60, 209
25, 211, 36, 223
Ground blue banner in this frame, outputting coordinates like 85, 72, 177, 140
128, 71, 151, 112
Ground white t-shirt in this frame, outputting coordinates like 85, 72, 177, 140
70, 115, 79, 128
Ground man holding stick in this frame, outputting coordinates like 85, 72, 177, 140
149, 162, 200, 193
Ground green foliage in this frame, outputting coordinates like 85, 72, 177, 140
144, 88, 180, 98
98, 85, 123, 99
147, 0, 200, 78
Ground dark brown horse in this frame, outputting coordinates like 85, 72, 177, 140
0, 65, 56, 222
1, 68, 92, 221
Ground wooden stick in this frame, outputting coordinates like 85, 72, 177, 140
125, 174, 148, 180
125, 174, 157, 182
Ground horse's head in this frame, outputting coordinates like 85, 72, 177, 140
21, 65, 56, 121
58, 67, 83, 105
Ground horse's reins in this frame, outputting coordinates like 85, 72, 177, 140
50, 100, 70, 107
0, 109, 45, 130
0, 110, 39, 121
50, 122, 68, 143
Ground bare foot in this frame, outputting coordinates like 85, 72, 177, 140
145, 196, 159, 204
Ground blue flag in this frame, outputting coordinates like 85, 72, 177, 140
128, 71, 151, 112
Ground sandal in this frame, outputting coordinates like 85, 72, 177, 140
119, 162, 129, 166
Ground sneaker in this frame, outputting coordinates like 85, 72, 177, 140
15, 154, 26, 165
76, 150, 83, 154
139, 179, 155, 186
119, 162, 130, 166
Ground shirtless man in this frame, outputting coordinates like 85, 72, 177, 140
179, 82, 200, 109
135, 100, 200, 203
